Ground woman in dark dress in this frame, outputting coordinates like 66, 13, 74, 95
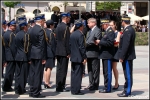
109, 20, 122, 90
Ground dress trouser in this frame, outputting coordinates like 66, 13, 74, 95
102, 59, 112, 92
15, 61, 28, 93
122, 60, 133, 95
56, 56, 69, 91
2, 61, 16, 90
29, 59, 43, 96
71, 62, 83, 94
87, 58, 100, 88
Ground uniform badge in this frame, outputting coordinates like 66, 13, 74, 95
109, 30, 112, 32
125, 29, 128, 31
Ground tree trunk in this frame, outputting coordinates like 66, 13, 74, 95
9, 7, 11, 21
64, 6, 66, 12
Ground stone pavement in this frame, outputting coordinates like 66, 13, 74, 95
1, 46, 149, 99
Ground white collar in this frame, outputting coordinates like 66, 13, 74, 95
105, 26, 110, 31
124, 25, 130, 30
91, 25, 96, 31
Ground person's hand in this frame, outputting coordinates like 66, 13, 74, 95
95, 40, 100, 45
42, 60, 46, 64
3, 62, 7, 67
67, 55, 70, 58
82, 59, 87, 65
119, 59, 123, 63
28, 61, 31, 64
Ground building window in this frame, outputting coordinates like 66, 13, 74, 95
33, 9, 41, 15
1, 8, 5, 21
16, 8, 25, 14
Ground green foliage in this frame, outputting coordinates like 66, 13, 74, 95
102, 32, 148, 45
4, 1, 21, 8
96, 1, 122, 10
63, 1, 69, 7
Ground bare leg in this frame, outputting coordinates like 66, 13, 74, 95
45, 68, 52, 87
112, 62, 119, 87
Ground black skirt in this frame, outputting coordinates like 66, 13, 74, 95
45, 58, 55, 68
113, 47, 119, 62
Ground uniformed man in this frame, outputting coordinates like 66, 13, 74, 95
26, 18, 35, 86
1, 20, 7, 78
55, 12, 71, 92
14, 20, 30, 95
2, 19, 17, 92
95, 18, 115, 93
70, 19, 87, 95
114, 17, 136, 97
16, 15, 26, 34
29, 14, 46, 98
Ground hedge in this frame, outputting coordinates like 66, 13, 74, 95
101, 32, 149, 45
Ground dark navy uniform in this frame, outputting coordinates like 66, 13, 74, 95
29, 14, 46, 97
16, 15, 26, 34
2, 20, 7, 78
2, 20, 17, 92
26, 18, 35, 85
45, 20, 56, 69
114, 17, 136, 97
14, 21, 29, 94
98, 19, 115, 93
55, 13, 71, 92
70, 20, 87, 95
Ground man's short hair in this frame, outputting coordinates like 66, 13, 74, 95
87, 18, 97, 24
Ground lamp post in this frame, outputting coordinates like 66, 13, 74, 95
79, 2, 81, 19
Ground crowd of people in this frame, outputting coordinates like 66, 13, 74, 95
1, 10, 136, 98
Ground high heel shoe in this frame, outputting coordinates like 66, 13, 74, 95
44, 84, 51, 88
112, 84, 119, 90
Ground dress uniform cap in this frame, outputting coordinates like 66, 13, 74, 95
19, 20, 28, 27
121, 16, 130, 21
61, 12, 71, 17
74, 19, 83, 27
46, 20, 54, 26
2, 20, 6, 25
7, 19, 16, 26
100, 18, 110, 24
34, 14, 45, 21
17, 15, 26, 21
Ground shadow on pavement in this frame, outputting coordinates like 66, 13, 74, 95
131, 90, 145, 95
41, 91, 60, 96
2, 94, 19, 98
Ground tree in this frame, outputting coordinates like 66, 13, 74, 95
63, 1, 69, 12
4, 1, 21, 21
96, 1, 122, 11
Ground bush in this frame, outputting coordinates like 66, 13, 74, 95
101, 32, 148, 45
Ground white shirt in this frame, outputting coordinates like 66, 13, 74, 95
91, 25, 96, 32
124, 25, 130, 30
105, 26, 111, 32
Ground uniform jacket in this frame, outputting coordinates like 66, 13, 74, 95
2, 29, 6, 63
15, 30, 29, 61
45, 28, 56, 58
3, 30, 16, 61
29, 24, 46, 60
99, 27, 115, 59
70, 30, 87, 63
86, 26, 102, 58
114, 25, 136, 60
55, 22, 70, 56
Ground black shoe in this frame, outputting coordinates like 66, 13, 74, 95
32, 94, 46, 98
99, 89, 111, 93
88, 86, 97, 91
3, 88, 14, 92
72, 92, 84, 95
112, 84, 119, 90
29, 93, 33, 97
117, 92, 131, 97
56, 88, 70, 92
44, 84, 51, 88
